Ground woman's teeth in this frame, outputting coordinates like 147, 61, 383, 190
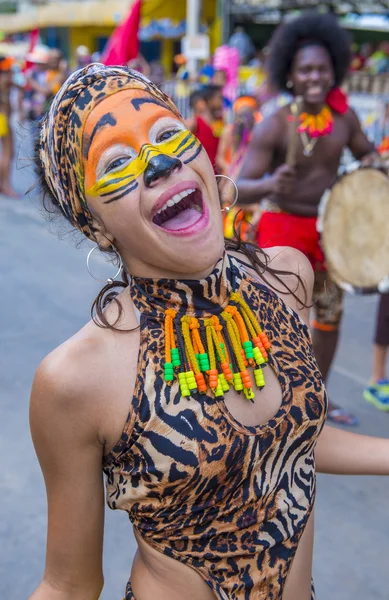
157, 188, 196, 215
152, 188, 203, 228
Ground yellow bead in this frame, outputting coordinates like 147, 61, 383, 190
244, 388, 255, 400
218, 373, 229, 392
253, 347, 265, 365
214, 383, 224, 397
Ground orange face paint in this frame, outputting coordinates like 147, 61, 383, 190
83, 89, 201, 203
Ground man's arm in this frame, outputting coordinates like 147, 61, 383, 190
237, 113, 295, 205
347, 107, 377, 161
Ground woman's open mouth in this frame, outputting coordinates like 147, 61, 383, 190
152, 188, 204, 232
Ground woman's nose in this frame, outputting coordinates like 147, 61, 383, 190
144, 154, 182, 187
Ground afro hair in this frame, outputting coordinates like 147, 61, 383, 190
267, 12, 352, 92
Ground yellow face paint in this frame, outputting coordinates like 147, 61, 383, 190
86, 128, 199, 197
83, 89, 201, 202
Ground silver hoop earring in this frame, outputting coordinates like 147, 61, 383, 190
86, 245, 123, 284
286, 80, 293, 89
215, 174, 239, 213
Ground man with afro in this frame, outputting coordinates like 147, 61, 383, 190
238, 12, 377, 426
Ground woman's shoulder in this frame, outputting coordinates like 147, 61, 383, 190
30, 291, 140, 445
231, 246, 314, 325
265, 246, 314, 290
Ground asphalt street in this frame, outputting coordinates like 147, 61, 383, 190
1, 124, 388, 600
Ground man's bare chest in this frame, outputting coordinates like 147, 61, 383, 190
277, 117, 350, 169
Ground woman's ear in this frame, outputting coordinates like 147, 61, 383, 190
90, 216, 115, 250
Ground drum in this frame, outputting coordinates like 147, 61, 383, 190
318, 163, 389, 293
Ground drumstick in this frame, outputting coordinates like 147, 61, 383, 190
287, 96, 303, 167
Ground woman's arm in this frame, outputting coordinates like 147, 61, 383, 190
29, 349, 105, 600
264, 248, 389, 477
315, 425, 389, 475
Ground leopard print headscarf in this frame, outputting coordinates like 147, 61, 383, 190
39, 63, 181, 240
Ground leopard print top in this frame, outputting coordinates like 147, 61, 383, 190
103, 252, 327, 599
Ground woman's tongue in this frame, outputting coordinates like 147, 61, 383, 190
160, 207, 201, 231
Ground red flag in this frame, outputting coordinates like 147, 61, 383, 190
23, 28, 40, 72
101, 0, 141, 66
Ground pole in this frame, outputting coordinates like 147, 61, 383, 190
222, 0, 231, 44
186, 0, 201, 77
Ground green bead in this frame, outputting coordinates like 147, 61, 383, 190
243, 341, 252, 349
164, 374, 174, 382
245, 351, 254, 359
171, 348, 179, 356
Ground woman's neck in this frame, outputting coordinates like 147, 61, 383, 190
125, 254, 225, 281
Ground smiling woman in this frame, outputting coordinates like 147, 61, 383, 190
30, 63, 389, 600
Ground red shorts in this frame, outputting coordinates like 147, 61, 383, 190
256, 211, 325, 271
256, 211, 343, 331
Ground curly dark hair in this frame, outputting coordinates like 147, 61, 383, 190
267, 11, 352, 92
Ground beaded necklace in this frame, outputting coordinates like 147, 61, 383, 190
163, 293, 271, 401
291, 102, 334, 157
132, 254, 272, 402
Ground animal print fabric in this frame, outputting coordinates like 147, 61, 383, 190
38, 63, 180, 240
103, 253, 327, 599
124, 580, 316, 599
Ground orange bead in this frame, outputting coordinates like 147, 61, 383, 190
222, 364, 233, 381
264, 342, 271, 350
208, 369, 218, 376
240, 350, 248, 366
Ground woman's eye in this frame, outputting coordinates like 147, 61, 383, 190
105, 157, 129, 174
156, 129, 180, 143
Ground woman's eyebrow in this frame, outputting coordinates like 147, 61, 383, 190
83, 113, 117, 158
131, 97, 169, 111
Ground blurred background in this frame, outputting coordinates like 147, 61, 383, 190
0, 1, 389, 599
